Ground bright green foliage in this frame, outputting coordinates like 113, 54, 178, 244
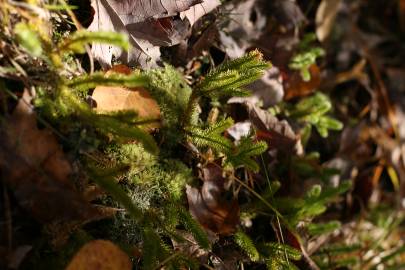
227, 137, 268, 172
178, 207, 211, 250
261, 242, 301, 270
266, 181, 351, 227
307, 221, 341, 236
266, 258, 299, 270
187, 118, 234, 153
234, 231, 301, 268
287, 92, 343, 138
142, 228, 169, 270
261, 242, 302, 261
289, 47, 324, 81
108, 143, 192, 202
67, 71, 148, 92
58, 30, 129, 53
198, 50, 271, 98
289, 34, 325, 81
14, 23, 43, 57
234, 230, 260, 262
37, 87, 159, 153
182, 50, 270, 172
187, 119, 267, 171
146, 64, 192, 127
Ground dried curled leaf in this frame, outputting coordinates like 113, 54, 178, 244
186, 164, 239, 235
246, 103, 301, 154
88, 0, 206, 68
66, 240, 131, 270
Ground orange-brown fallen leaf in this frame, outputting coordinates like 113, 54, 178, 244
0, 90, 111, 224
92, 65, 161, 130
66, 240, 131, 270
284, 64, 321, 100
186, 164, 239, 235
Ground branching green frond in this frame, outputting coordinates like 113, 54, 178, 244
287, 93, 343, 138
289, 92, 331, 120
142, 228, 167, 270
289, 41, 324, 81
235, 230, 260, 262
293, 181, 351, 223
289, 47, 324, 69
186, 118, 234, 153
198, 50, 270, 98
188, 119, 267, 171
214, 49, 271, 74
59, 30, 129, 54
266, 258, 299, 270
178, 208, 210, 250
226, 137, 268, 172
145, 64, 192, 127
261, 242, 302, 261
67, 71, 148, 92
307, 181, 351, 204
305, 184, 322, 200
206, 117, 235, 134
307, 221, 341, 236
296, 203, 327, 220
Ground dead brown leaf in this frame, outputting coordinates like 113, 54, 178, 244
88, 0, 214, 68
0, 90, 110, 224
92, 64, 161, 130
180, 0, 221, 26
186, 164, 239, 235
66, 240, 131, 270
284, 64, 321, 100
246, 103, 301, 154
